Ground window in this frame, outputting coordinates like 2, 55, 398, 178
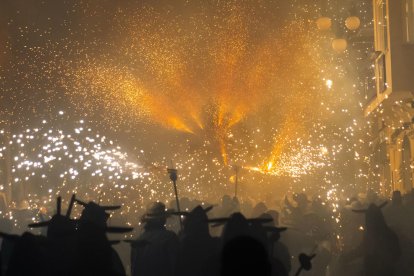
374, 0, 388, 51
404, 0, 414, 43
375, 52, 387, 94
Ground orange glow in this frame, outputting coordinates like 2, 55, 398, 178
67, 3, 326, 165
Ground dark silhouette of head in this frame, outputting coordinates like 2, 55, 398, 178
220, 236, 271, 276
365, 203, 387, 232
391, 190, 402, 206
221, 212, 251, 243
222, 195, 232, 207
142, 202, 169, 230
265, 210, 279, 226
79, 202, 110, 231
366, 189, 378, 204
75, 200, 132, 234
293, 193, 309, 209
6, 232, 45, 276
28, 195, 76, 239
259, 213, 287, 242
249, 220, 269, 248
45, 215, 76, 239
353, 202, 388, 233
232, 196, 239, 205
183, 205, 211, 236
252, 202, 268, 217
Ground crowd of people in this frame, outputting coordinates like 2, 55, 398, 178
1, 189, 414, 275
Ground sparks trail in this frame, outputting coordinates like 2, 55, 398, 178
0, 116, 152, 210
0, 0, 371, 207
63, 2, 326, 167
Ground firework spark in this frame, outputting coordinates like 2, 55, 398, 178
0, 0, 374, 219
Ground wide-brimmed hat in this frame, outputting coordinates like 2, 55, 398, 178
75, 198, 121, 210
141, 202, 174, 223
170, 205, 213, 233
0, 231, 20, 241
72, 197, 132, 233
207, 212, 273, 228
28, 195, 76, 236
169, 205, 213, 217
258, 213, 287, 233
293, 193, 311, 204
352, 201, 388, 213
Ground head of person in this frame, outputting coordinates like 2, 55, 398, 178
294, 193, 309, 209
141, 202, 169, 230
183, 205, 210, 236
392, 190, 402, 206
220, 236, 271, 276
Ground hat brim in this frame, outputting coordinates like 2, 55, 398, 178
208, 217, 273, 228
101, 205, 121, 210
124, 239, 151, 247
28, 221, 51, 228
142, 209, 176, 221
263, 226, 288, 233
28, 218, 77, 228
0, 231, 20, 241
106, 226, 134, 233
170, 206, 215, 217
75, 199, 121, 210
207, 217, 273, 224
168, 211, 189, 216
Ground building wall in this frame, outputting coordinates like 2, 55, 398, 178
365, 0, 414, 115
367, 0, 414, 195
389, 0, 414, 92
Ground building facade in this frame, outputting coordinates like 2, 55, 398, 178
365, 0, 414, 194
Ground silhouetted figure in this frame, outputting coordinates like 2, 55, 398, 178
404, 190, 414, 242
28, 195, 77, 275
251, 202, 268, 218
384, 191, 414, 275
210, 212, 283, 275
175, 205, 219, 276
5, 196, 77, 275
219, 212, 251, 244
340, 197, 364, 254
75, 200, 131, 276
240, 198, 254, 217
5, 232, 46, 276
343, 203, 401, 276
365, 189, 380, 205
251, 217, 287, 276
217, 196, 239, 217
297, 212, 332, 276
283, 193, 310, 227
260, 213, 291, 275
383, 191, 407, 231
131, 202, 179, 276
0, 219, 15, 275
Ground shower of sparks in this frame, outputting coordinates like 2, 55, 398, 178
0, 117, 151, 206
61, 1, 330, 167
0, 0, 376, 233
246, 144, 328, 178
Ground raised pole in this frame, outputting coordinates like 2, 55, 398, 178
167, 167, 183, 230
233, 165, 240, 198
